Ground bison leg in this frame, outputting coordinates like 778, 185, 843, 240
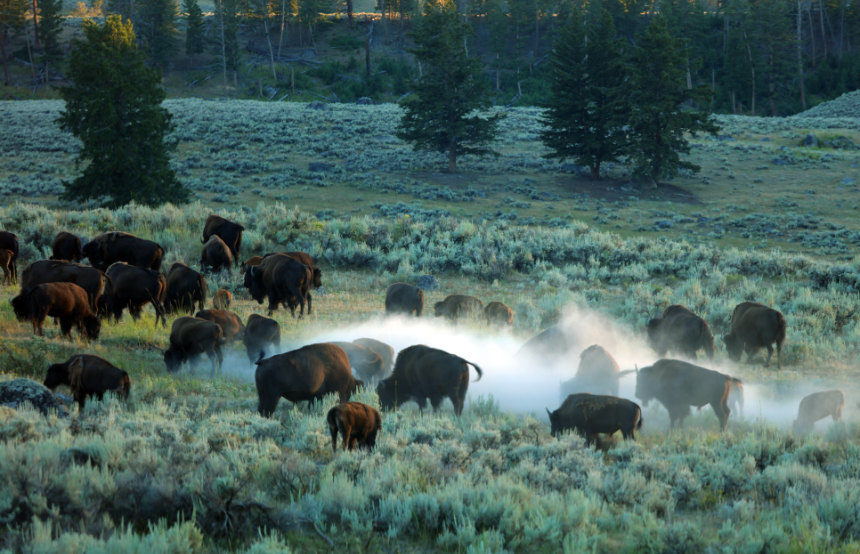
764, 344, 774, 368
711, 401, 730, 432
306, 292, 312, 315
257, 392, 279, 418
329, 422, 339, 452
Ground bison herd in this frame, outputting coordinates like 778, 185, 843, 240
0, 217, 846, 451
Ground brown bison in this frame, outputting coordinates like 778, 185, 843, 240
484, 301, 514, 327
254, 342, 358, 417
164, 262, 207, 315
723, 302, 786, 369
793, 390, 844, 434
83, 231, 164, 271
213, 289, 232, 310
202, 215, 244, 266
200, 235, 233, 273
44, 354, 130, 409
50, 231, 83, 262
243, 253, 312, 316
195, 309, 244, 342
384, 283, 424, 316
242, 314, 281, 364
21, 259, 106, 310
560, 345, 632, 398
12, 282, 100, 339
0, 249, 14, 285
646, 305, 715, 360
327, 402, 382, 452
635, 359, 733, 431
102, 262, 166, 326
330, 341, 385, 383
164, 316, 225, 376
352, 337, 395, 383
434, 294, 484, 323
376, 344, 483, 416
547, 393, 643, 446
241, 256, 263, 273
0, 230, 18, 283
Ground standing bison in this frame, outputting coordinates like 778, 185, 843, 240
102, 262, 166, 326
330, 341, 385, 384
21, 260, 106, 310
352, 337, 395, 383
547, 393, 642, 446
83, 232, 164, 271
434, 294, 484, 323
50, 231, 83, 262
202, 215, 244, 267
384, 283, 424, 316
646, 305, 715, 360
44, 354, 130, 410
242, 314, 280, 364
12, 282, 101, 339
164, 262, 207, 315
327, 402, 382, 452
0, 230, 18, 283
723, 302, 786, 369
484, 301, 514, 327
254, 343, 358, 417
200, 235, 233, 273
243, 254, 312, 316
376, 344, 482, 416
793, 390, 844, 434
635, 359, 733, 431
560, 345, 631, 398
164, 316, 225, 376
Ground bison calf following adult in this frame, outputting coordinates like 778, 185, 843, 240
434, 294, 484, 323
484, 301, 514, 327
376, 344, 482, 416
327, 402, 382, 452
164, 316, 225, 376
723, 302, 786, 369
44, 354, 130, 409
646, 305, 715, 360
384, 283, 424, 317
13, 282, 100, 340
547, 393, 642, 446
242, 314, 280, 364
793, 390, 844, 434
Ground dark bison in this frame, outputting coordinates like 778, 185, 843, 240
164, 316, 225, 376
0, 230, 18, 283
44, 354, 130, 410
547, 393, 643, 446
50, 231, 83, 262
12, 282, 100, 339
327, 402, 382, 452
202, 215, 244, 266
723, 302, 786, 369
352, 338, 395, 383
0, 249, 15, 285
242, 314, 281, 364
164, 262, 207, 315
213, 289, 232, 310
434, 294, 484, 323
195, 309, 244, 342
484, 301, 514, 327
646, 305, 715, 360
83, 232, 164, 271
560, 345, 632, 398
102, 262, 166, 326
793, 390, 844, 434
384, 283, 424, 317
273, 251, 322, 289
200, 235, 233, 273
376, 344, 483, 416
254, 342, 358, 417
243, 253, 312, 316
635, 359, 733, 431
330, 341, 385, 383
21, 259, 106, 310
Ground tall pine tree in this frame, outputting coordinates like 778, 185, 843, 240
136, 0, 179, 69
37, 0, 63, 81
182, 0, 205, 66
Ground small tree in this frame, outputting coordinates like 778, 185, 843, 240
182, 0, 205, 66
397, 0, 503, 172
58, 16, 189, 207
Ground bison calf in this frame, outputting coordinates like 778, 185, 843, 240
213, 289, 232, 310
793, 390, 844, 434
326, 402, 382, 452
484, 301, 513, 327
44, 354, 130, 410
547, 393, 642, 446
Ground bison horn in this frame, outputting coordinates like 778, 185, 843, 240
546, 408, 552, 418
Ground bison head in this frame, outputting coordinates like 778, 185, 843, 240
83, 315, 101, 341
82, 240, 103, 268
546, 408, 562, 437
633, 369, 654, 407
10, 292, 29, 321
723, 333, 743, 361
433, 301, 446, 318
243, 266, 265, 304
43, 362, 70, 390
376, 379, 398, 411
163, 349, 182, 373
311, 268, 322, 289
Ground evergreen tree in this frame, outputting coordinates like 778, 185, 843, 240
626, 17, 719, 184
58, 16, 189, 207
540, 8, 629, 180
1, 0, 28, 85
38, 0, 63, 77
396, 0, 503, 172
214, 0, 239, 85
182, 0, 205, 65
136, 0, 179, 69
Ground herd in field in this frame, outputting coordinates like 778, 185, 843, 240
0, 215, 848, 452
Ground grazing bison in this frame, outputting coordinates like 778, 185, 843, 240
723, 302, 786, 369
484, 301, 514, 327
44, 354, 130, 409
200, 235, 233, 273
434, 294, 484, 323
560, 345, 631, 398
50, 231, 83, 262
547, 393, 642, 446
164, 316, 225, 376
254, 342, 358, 417
0, 249, 14, 285
0, 230, 18, 283
102, 262, 166, 326
213, 289, 232, 310
793, 390, 845, 434
352, 338, 395, 383
83, 232, 164, 271
243, 254, 312, 316
21, 260, 106, 310
384, 283, 424, 316
13, 282, 100, 339
635, 359, 733, 431
327, 402, 382, 452
202, 215, 244, 266
330, 341, 385, 384
164, 262, 207, 315
242, 314, 280, 364
376, 344, 482, 416
646, 305, 715, 360
195, 309, 244, 342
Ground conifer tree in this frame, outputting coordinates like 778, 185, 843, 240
37, 0, 63, 80
182, 0, 205, 66
0, 0, 28, 85
136, 0, 179, 69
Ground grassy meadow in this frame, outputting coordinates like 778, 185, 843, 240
0, 99, 859, 551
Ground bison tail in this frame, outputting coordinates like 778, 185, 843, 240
469, 362, 483, 382
254, 351, 266, 365
121, 373, 131, 399
636, 413, 643, 430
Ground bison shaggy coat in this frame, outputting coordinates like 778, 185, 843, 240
51, 231, 83, 262
44, 354, 130, 409
195, 309, 244, 342
352, 338, 395, 383
213, 289, 232, 310
243, 314, 281, 364
202, 215, 244, 266
83, 231, 164, 271
0, 230, 18, 283
244, 254, 312, 317
484, 301, 514, 327
547, 393, 642, 445
327, 402, 382, 452
14, 282, 100, 340
646, 305, 715, 360
164, 316, 225, 376
434, 294, 484, 323
164, 262, 207, 315
793, 390, 844, 434
200, 235, 233, 273
384, 283, 424, 317
560, 345, 626, 398
21, 260, 106, 310
723, 302, 786, 369
376, 344, 482, 416
254, 343, 358, 417
102, 262, 166, 326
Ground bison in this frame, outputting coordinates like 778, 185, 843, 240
793, 390, 844, 434
723, 302, 786, 369
102, 262, 166, 326
0, 249, 14, 285
635, 359, 733, 431
254, 342, 358, 417
560, 345, 632, 398
646, 305, 715, 360
384, 283, 424, 317
21, 260, 106, 311
274, 251, 322, 289
200, 235, 233, 274
243, 254, 312, 316
330, 341, 385, 384
83, 231, 164, 271
44, 354, 130, 410
50, 231, 83, 262
242, 314, 280, 364
164, 316, 225, 376
352, 337, 395, 383
434, 294, 484, 323
241, 256, 263, 273
13, 282, 100, 340
202, 215, 244, 266
0, 230, 18, 283
164, 262, 207, 315
327, 402, 382, 452
376, 344, 482, 416
547, 393, 643, 446
484, 301, 514, 327
195, 309, 244, 342
213, 289, 232, 310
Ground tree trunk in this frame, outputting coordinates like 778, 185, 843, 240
818, 0, 828, 58
277, 0, 286, 59
218, 0, 228, 88
807, 4, 817, 67
346, 0, 353, 23
590, 163, 600, 180
743, 30, 755, 116
365, 20, 373, 78
31, 0, 40, 49
797, 0, 807, 110
767, 48, 777, 116
263, 11, 277, 80
448, 146, 457, 173
1, 31, 10, 86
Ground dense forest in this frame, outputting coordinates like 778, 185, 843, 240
1, 0, 859, 114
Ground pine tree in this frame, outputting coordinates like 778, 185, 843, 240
1, 0, 28, 85
58, 16, 189, 207
396, 0, 503, 172
182, 0, 205, 66
136, 0, 179, 69
37, 0, 63, 79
